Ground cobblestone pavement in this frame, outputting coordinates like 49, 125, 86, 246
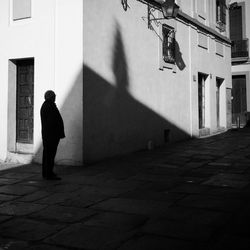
1, 129, 250, 249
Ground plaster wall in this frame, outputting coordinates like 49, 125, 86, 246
189, 23, 231, 135
83, 0, 191, 162
83, 0, 231, 162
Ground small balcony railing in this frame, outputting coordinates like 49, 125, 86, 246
231, 39, 249, 59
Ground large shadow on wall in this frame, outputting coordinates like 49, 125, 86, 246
34, 23, 189, 166
83, 24, 189, 164
35, 69, 83, 166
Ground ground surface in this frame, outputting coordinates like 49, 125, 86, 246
1, 128, 250, 249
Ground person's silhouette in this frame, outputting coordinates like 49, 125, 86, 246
40, 90, 65, 180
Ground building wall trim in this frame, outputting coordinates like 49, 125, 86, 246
177, 10, 231, 45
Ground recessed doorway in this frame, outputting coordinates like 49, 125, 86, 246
8, 58, 34, 154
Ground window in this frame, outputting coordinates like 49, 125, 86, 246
198, 73, 209, 130
13, 0, 31, 21
196, 0, 206, 23
229, 5, 242, 41
162, 25, 175, 64
229, 4, 248, 59
198, 74, 206, 129
216, 0, 226, 25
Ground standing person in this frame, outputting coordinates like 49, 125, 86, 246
40, 90, 65, 180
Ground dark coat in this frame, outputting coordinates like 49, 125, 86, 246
40, 100, 65, 140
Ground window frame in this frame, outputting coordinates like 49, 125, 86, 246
162, 24, 176, 64
216, 0, 226, 26
159, 17, 177, 71
10, 0, 32, 25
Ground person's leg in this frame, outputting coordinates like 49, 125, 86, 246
42, 140, 49, 178
42, 139, 59, 179
50, 138, 60, 176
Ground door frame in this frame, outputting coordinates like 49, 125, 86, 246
7, 58, 34, 154
232, 74, 247, 127
216, 77, 224, 128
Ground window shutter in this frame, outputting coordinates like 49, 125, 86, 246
220, 0, 226, 24
162, 25, 175, 64
216, 0, 226, 24
13, 0, 31, 20
229, 6, 242, 40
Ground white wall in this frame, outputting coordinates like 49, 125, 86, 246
83, 0, 231, 162
0, 0, 83, 165
0, 0, 231, 164
83, 0, 192, 162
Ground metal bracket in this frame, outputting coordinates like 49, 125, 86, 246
148, 4, 165, 29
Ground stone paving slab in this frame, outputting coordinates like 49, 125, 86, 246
58, 191, 110, 208
0, 239, 66, 250
142, 218, 214, 241
1, 129, 250, 248
83, 211, 147, 231
131, 173, 181, 182
16, 190, 51, 202
120, 189, 184, 202
202, 173, 250, 188
28, 244, 66, 250
0, 172, 36, 180
35, 192, 80, 205
0, 184, 38, 196
225, 204, 250, 236
208, 235, 250, 250
118, 235, 206, 250
0, 218, 65, 241
76, 184, 136, 197
0, 237, 29, 250
0, 178, 21, 185
45, 223, 136, 249
169, 183, 212, 194
40, 183, 81, 193
157, 206, 230, 227
29, 205, 96, 223
183, 161, 208, 170
130, 178, 182, 193
0, 193, 19, 203
91, 198, 173, 215
0, 214, 12, 223
177, 194, 244, 212
0, 201, 46, 216
204, 186, 250, 199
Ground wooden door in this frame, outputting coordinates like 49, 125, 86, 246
232, 75, 247, 127
216, 78, 222, 128
198, 74, 205, 129
216, 83, 220, 127
226, 88, 232, 129
16, 59, 34, 143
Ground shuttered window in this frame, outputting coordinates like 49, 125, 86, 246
162, 25, 175, 64
216, 0, 226, 24
13, 0, 31, 21
229, 6, 242, 41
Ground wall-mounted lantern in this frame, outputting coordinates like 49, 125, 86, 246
121, 0, 180, 29
147, 0, 180, 29
155, 0, 180, 19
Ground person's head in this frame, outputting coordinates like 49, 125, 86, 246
44, 90, 56, 102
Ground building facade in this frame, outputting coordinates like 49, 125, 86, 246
0, 0, 83, 165
0, 0, 232, 165
229, 0, 250, 127
83, 0, 232, 163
